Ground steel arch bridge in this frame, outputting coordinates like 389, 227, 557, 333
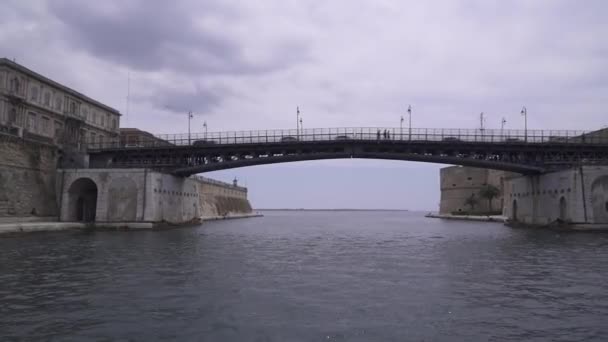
87, 127, 608, 176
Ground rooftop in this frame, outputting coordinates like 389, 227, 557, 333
0, 58, 121, 115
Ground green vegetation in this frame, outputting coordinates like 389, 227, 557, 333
464, 193, 478, 212
479, 184, 500, 213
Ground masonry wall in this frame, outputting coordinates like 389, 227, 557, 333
0, 133, 59, 222
195, 176, 252, 218
59, 169, 253, 224
503, 166, 608, 225
439, 166, 513, 214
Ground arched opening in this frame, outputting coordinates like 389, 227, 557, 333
67, 178, 98, 222
559, 197, 568, 222
512, 200, 518, 221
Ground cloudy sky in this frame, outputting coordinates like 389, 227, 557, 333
2, 0, 607, 210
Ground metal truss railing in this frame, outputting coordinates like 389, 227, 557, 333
85, 127, 608, 150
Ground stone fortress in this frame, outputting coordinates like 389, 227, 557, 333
0, 58, 254, 228
440, 161, 608, 228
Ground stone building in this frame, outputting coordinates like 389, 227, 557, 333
439, 166, 514, 215
0, 59, 120, 222
0, 58, 120, 148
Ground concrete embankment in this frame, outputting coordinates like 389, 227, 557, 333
0, 213, 264, 235
426, 213, 506, 223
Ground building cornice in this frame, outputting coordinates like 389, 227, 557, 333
0, 58, 121, 116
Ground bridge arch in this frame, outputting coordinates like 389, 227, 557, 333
66, 177, 98, 222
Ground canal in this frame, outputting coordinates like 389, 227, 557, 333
1, 211, 607, 341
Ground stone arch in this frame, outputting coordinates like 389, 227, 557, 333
107, 177, 138, 222
66, 178, 98, 222
512, 199, 518, 221
559, 196, 568, 222
591, 176, 608, 223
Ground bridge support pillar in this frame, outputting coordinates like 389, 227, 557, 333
503, 166, 608, 230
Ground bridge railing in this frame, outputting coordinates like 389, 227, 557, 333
84, 127, 608, 150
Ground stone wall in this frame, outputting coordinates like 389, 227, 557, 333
194, 176, 252, 218
439, 166, 514, 214
503, 166, 608, 225
0, 133, 59, 222
59, 169, 253, 224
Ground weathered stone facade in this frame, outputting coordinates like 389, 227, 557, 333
439, 166, 515, 215
0, 133, 59, 222
59, 169, 253, 224
0, 58, 120, 149
504, 166, 608, 226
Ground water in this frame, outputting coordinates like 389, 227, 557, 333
1, 211, 608, 341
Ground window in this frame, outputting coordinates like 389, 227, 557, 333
54, 121, 63, 139
112, 118, 117, 130
93, 111, 98, 125
55, 96, 62, 111
9, 77, 20, 93
100, 113, 105, 127
98, 135, 104, 146
605, 201, 608, 212
0, 72, 5, 89
44, 92, 51, 106
41, 117, 50, 136
30, 86, 39, 102
27, 112, 37, 133
90, 132, 96, 144
82, 107, 88, 119
8, 108, 17, 123
70, 102, 77, 115
106, 113, 110, 127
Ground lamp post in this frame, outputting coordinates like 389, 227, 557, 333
407, 105, 412, 141
299, 117, 303, 135
400, 115, 404, 140
203, 121, 208, 140
480, 112, 485, 139
188, 111, 193, 145
296, 106, 300, 138
521, 106, 527, 142
501, 117, 506, 139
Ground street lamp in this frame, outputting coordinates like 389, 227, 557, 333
188, 111, 193, 145
407, 105, 412, 141
400, 115, 404, 140
299, 117, 303, 134
203, 121, 208, 140
521, 106, 527, 142
296, 106, 301, 138
501, 117, 507, 139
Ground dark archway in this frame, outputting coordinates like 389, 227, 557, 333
559, 197, 568, 222
67, 178, 98, 222
512, 200, 518, 221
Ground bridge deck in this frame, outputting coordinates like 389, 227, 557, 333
86, 127, 608, 176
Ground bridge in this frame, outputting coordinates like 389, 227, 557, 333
86, 127, 608, 176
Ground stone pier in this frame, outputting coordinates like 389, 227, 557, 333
58, 168, 255, 227
503, 166, 608, 229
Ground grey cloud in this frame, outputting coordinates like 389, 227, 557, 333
49, 0, 309, 75
140, 83, 224, 115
